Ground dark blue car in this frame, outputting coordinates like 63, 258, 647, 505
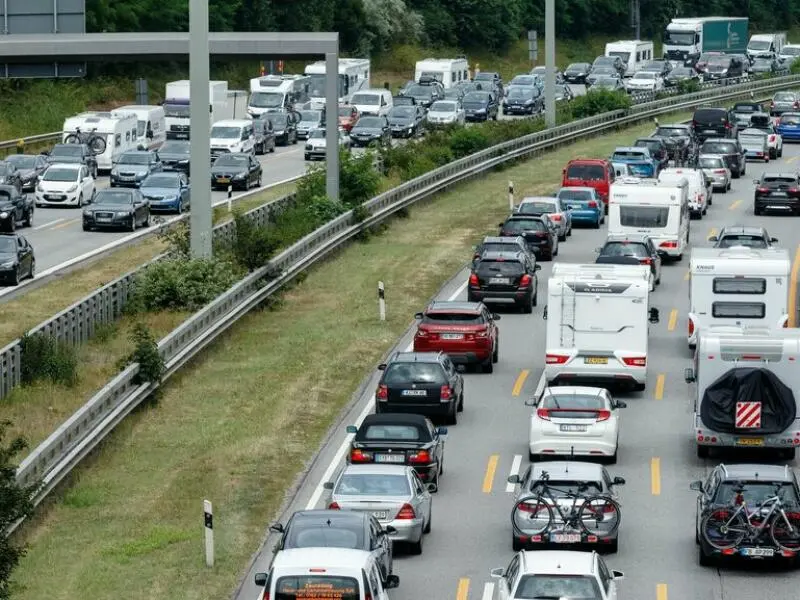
556, 187, 604, 228
139, 171, 191, 214
609, 147, 658, 178
777, 112, 800, 142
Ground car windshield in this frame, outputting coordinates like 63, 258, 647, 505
775, 92, 796, 101
159, 142, 189, 155
612, 150, 646, 160
701, 142, 736, 154
214, 155, 249, 167
0, 237, 15, 253
514, 574, 602, 600
714, 481, 800, 506
476, 260, 524, 277
308, 130, 326, 139
142, 175, 179, 188
749, 41, 772, 51
283, 523, 363, 550
275, 575, 359, 600
406, 84, 433, 98
503, 219, 545, 233
42, 167, 78, 182
383, 362, 444, 384
52, 145, 83, 156
362, 424, 422, 441
94, 191, 133, 205
463, 92, 489, 103
431, 101, 457, 112
566, 164, 604, 180
619, 206, 669, 228
5, 156, 35, 169
717, 234, 768, 248
530, 479, 603, 495
559, 190, 594, 203
567, 63, 590, 71
508, 88, 532, 99
351, 93, 380, 106
763, 176, 797, 184
0, 164, 14, 175
163, 102, 190, 118
119, 154, 151, 165
338, 107, 354, 117
633, 72, 656, 79
481, 242, 520, 254
300, 111, 321, 122
336, 473, 411, 496
517, 201, 556, 214
511, 76, 535, 86
601, 241, 648, 257
209, 126, 242, 139
356, 117, 383, 128
249, 91, 283, 108
698, 157, 724, 169
423, 312, 483, 324
389, 107, 415, 118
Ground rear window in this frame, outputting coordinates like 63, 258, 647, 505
612, 150, 646, 159
712, 302, 766, 318
530, 479, 603, 495
733, 104, 759, 113
541, 393, 607, 410
481, 242, 520, 254
503, 219, 546, 233
698, 157, 724, 169
694, 109, 727, 123
362, 424, 422, 440
515, 575, 603, 600
781, 114, 800, 125
517, 201, 555, 214
337, 473, 411, 496
422, 312, 484, 325
383, 362, 444, 384
619, 206, 669, 228
763, 176, 797, 184
477, 260, 525, 277
566, 164, 605, 180
701, 142, 736, 154
600, 241, 648, 257
713, 481, 799, 506
713, 277, 766, 294
635, 140, 661, 151
276, 576, 359, 600
283, 524, 364, 551
558, 189, 593, 201
775, 92, 796, 101
716, 236, 768, 249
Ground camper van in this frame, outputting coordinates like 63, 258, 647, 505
608, 178, 690, 260
687, 247, 790, 347
605, 40, 655, 76
304, 58, 371, 110
112, 105, 166, 150
543, 263, 660, 392
62, 111, 139, 172
247, 74, 311, 117
414, 58, 470, 89
684, 326, 800, 458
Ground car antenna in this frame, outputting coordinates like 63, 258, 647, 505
326, 519, 332, 527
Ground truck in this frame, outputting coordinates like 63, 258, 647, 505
684, 326, 800, 459
662, 17, 749, 67
163, 80, 230, 140
747, 32, 787, 60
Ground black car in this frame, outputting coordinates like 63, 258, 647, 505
210, 153, 262, 191
564, 62, 592, 84
705, 55, 746, 80
403, 81, 444, 108
44, 143, 98, 177
350, 116, 391, 147
375, 351, 463, 425
595, 233, 662, 289
82, 188, 150, 232
641, 60, 673, 78
0, 162, 22, 194
693, 107, 738, 142
700, 138, 746, 177
157, 140, 191, 175
0, 232, 34, 285
753, 172, 800, 215
651, 122, 695, 163
633, 137, 669, 171
345, 413, 447, 485
709, 225, 778, 248
110, 150, 163, 188
0, 184, 33, 232
691, 464, 800, 566
585, 67, 620, 87
387, 105, 425, 138
268, 112, 299, 146
467, 250, 540, 313
499, 215, 558, 260
665, 66, 701, 87
3, 154, 49, 192
474, 71, 504, 96
462, 91, 498, 122
393, 95, 416, 106
252, 118, 276, 155
502, 86, 542, 115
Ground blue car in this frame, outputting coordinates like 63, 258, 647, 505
139, 171, 191, 214
777, 112, 800, 142
609, 146, 659, 178
556, 187, 605, 228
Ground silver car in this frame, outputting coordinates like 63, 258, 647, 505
515, 196, 572, 241
325, 464, 434, 555
771, 91, 799, 116
697, 154, 731, 192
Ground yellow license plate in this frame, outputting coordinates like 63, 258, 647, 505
218, 178, 230, 183
584, 357, 608, 365
736, 438, 764, 446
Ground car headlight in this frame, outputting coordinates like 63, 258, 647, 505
178, 159, 189, 164
0, 212, 8, 219
66, 184, 78, 193
37, 184, 44, 192
525, 99, 533, 105
136, 173, 146, 179
275, 130, 285, 135
117, 211, 132, 217
111, 170, 118, 176
83, 209, 92, 216
233, 173, 246, 179
476, 108, 486, 113
305, 144, 313, 150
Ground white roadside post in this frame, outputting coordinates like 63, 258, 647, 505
378, 281, 386, 321
508, 181, 515, 211
204, 499, 214, 567
227, 184, 233, 212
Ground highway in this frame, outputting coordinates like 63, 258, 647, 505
234, 132, 800, 600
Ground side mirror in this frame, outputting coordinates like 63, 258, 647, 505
436, 426, 448, 436
268, 523, 284, 533
649, 307, 660, 323
684, 367, 696, 383
534, 264, 541, 271
595, 247, 602, 253
771, 237, 779, 242
612, 570, 625, 580
146, 130, 154, 139
543, 305, 548, 320
426, 482, 438, 493
690, 480, 704, 492
384, 525, 397, 534
507, 474, 521, 485
490, 567, 505, 579
752, 179, 760, 185
377, 363, 387, 370
615, 400, 627, 409
385, 575, 400, 589
414, 312, 423, 319
491, 313, 501, 320
707, 235, 718, 241
612, 476, 626, 486
323, 481, 334, 490
254, 573, 268, 587
346, 425, 358, 434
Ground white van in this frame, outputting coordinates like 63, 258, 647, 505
112, 105, 166, 150
608, 178, 690, 260
688, 247, 791, 347
62, 111, 139, 172
209, 119, 255, 157
544, 263, 660, 392
349, 89, 393, 117
414, 58, 470, 89
658, 167, 709, 217
253, 548, 399, 600
748, 32, 787, 60
605, 40, 654, 76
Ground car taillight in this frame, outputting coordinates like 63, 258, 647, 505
789, 188, 799, 194
622, 356, 646, 367
545, 353, 569, 364
328, 501, 341, 509
535, 231, 549, 238
713, 169, 726, 174
376, 384, 388, 400
587, 200, 598, 208
771, 101, 776, 107
396, 503, 416, 519
517, 501, 547, 514
469, 273, 479, 286
688, 318, 695, 335
794, 101, 799, 108
536, 408, 551, 421
474, 328, 489, 338
659, 240, 678, 249
551, 214, 562, 221
520, 274, 532, 287
409, 450, 431, 464
725, 122, 732, 129
757, 187, 769, 193
350, 449, 373, 463
692, 120, 698, 128
769, 135, 776, 142
639, 257, 652, 266
440, 385, 453, 400
595, 410, 612, 422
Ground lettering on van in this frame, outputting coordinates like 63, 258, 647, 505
564, 283, 632, 294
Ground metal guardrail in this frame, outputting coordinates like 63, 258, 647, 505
9, 72, 800, 532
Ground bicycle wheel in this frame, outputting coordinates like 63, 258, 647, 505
64, 133, 81, 144
578, 495, 621, 537
770, 509, 800, 552
88, 135, 106, 155
511, 495, 554, 536
700, 508, 747, 550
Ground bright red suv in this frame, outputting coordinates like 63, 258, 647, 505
412, 301, 500, 373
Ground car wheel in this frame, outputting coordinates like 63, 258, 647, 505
566, 226, 572, 237
522, 294, 533, 314
697, 445, 710, 459
533, 288, 538, 307
446, 403, 458, 425
593, 218, 600, 229
606, 538, 619, 554
29, 259, 35, 279
492, 341, 499, 364
143, 212, 151, 228
408, 533, 423, 555
10, 265, 19, 286
779, 146, 783, 158
553, 244, 559, 257
699, 545, 714, 567
457, 392, 464, 412
23, 207, 33, 227
423, 508, 432, 534
82, 224, 91, 232
128, 218, 136, 232
558, 233, 566, 242
482, 359, 494, 374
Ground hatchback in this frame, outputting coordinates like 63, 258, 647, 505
708, 225, 777, 248
699, 138, 746, 177
770, 91, 800, 116
693, 107, 737, 141
516, 196, 572, 240
473, 235, 536, 267
556, 187, 604, 228
595, 233, 662, 291
697, 154, 731, 192
468, 250, 541, 313
499, 215, 559, 260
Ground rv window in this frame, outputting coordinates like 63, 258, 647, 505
137, 121, 146, 137
125, 131, 131, 142
115, 134, 121, 147
713, 278, 766, 294
618, 206, 669, 228
712, 302, 766, 319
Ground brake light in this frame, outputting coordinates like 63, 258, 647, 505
595, 410, 612, 422
659, 240, 678, 249
769, 135, 776, 142
713, 169, 726, 174
551, 214, 562, 221
469, 273, 479, 286
376, 384, 388, 400
789, 188, 799, 194
622, 356, 646, 367
757, 187, 769, 193
588, 200, 598, 208
794, 101, 799, 108
725, 122, 732, 129
440, 385, 453, 400
517, 501, 547, 514
535, 231, 549, 238
536, 408, 551, 421
328, 501, 340, 509
639, 257, 652, 266
350, 449, 373, 463
771, 101, 776, 108
396, 503, 416, 519
689, 318, 695, 335
520, 274, 532, 287
409, 450, 431, 464
692, 120, 698, 128
545, 353, 569, 364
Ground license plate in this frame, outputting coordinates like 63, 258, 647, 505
96, 217, 111, 222
440, 333, 464, 340
736, 437, 764, 446
45, 195, 63, 200
584, 357, 608, 364
489, 277, 510, 284
375, 454, 405, 463
551, 533, 582, 543
176, 134, 189, 139
741, 547, 774, 557
372, 511, 388, 519
402, 389, 427, 396
560, 424, 587, 432
703, 129, 716, 134
772, 192, 787, 196
218, 178, 230, 183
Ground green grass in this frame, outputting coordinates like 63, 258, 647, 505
10, 108, 693, 600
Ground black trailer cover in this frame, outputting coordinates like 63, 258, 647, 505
700, 367, 797, 434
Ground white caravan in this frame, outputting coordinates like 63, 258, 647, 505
543, 263, 661, 392
247, 74, 311, 117
414, 58, 470, 89
61, 111, 139, 171
112, 105, 166, 150
659, 167, 709, 217
748, 32, 787, 60
685, 326, 800, 459
304, 58, 371, 110
605, 40, 654, 76
608, 178, 690, 259
688, 247, 790, 347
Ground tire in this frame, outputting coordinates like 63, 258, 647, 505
408, 533, 423, 555
492, 342, 499, 364
457, 392, 464, 412
446, 403, 458, 425
10, 265, 19, 286
779, 146, 784, 158
700, 509, 746, 550
512, 538, 524, 552
7, 217, 15, 232
77, 194, 83, 208
23, 207, 32, 227
89, 136, 107, 155
522, 294, 533, 314
64, 133, 81, 144
482, 359, 494, 374
697, 445, 710, 458
92, 165, 98, 179
424, 507, 432, 533
532, 289, 538, 307
579, 496, 622, 537
593, 218, 600, 229
606, 538, 619, 554
699, 546, 714, 567
143, 212, 151, 227
128, 218, 136, 232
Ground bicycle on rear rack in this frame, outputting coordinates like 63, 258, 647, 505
64, 127, 107, 155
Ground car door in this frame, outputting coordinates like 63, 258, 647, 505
250, 156, 261, 186
80, 166, 94, 201
367, 561, 389, 600
596, 556, 616, 600
16, 235, 31, 274
495, 554, 520, 600
134, 190, 147, 223
179, 173, 190, 204
645, 238, 661, 280
368, 515, 391, 579
410, 470, 431, 522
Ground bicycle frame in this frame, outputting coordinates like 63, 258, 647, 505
536, 482, 593, 530
721, 492, 789, 542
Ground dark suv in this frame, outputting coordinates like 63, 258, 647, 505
699, 138, 746, 178
498, 215, 558, 260
704, 55, 745, 81
693, 107, 738, 142
375, 351, 464, 425
754, 172, 800, 215
595, 233, 662, 290
467, 250, 540, 313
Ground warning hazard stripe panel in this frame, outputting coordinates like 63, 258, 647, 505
736, 401, 762, 429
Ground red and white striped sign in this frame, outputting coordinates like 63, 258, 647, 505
736, 402, 762, 429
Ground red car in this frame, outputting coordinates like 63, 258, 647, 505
562, 158, 615, 212
412, 301, 500, 373
338, 105, 359, 132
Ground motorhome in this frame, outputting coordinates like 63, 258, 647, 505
605, 40, 654, 76
61, 111, 139, 171
247, 74, 311, 118
608, 178, 690, 259
112, 105, 166, 149
163, 80, 229, 140
684, 326, 800, 459
414, 58, 470, 89
543, 263, 660, 392
748, 32, 787, 60
304, 58, 371, 110
687, 247, 790, 348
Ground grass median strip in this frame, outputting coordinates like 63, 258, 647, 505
10, 110, 693, 600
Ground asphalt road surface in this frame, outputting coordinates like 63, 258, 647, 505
234, 134, 800, 600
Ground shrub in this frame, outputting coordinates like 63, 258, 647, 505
118, 323, 165, 385
231, 212, 281, 271
677, 79, 701, 95
448, 127, 491, 158
569, 90, 632, 120
296, 150, 382, 207
158, 221, 190, 257
791, 60, 800, 75
19, 332, 78, 387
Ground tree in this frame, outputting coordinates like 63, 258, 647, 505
0, 422, 38, 600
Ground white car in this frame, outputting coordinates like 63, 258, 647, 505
527, 386, 625, 463
35, 163, 96, 208
304, 128, 351, 161
490, 550, 625, 600
625, 71, 664, 93
426, 100, 465, 125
